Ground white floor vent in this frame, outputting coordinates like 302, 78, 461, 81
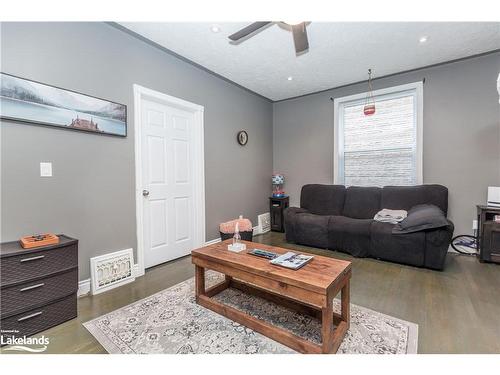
90, 248, 135, 295
257, 212, 271, 234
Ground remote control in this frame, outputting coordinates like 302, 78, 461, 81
249, 249, 278, 260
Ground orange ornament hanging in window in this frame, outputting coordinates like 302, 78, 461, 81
364, 69, 376, 116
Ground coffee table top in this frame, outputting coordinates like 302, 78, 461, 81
191, 240, 351, 294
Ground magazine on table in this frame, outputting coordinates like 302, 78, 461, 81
270, 251, 314, 270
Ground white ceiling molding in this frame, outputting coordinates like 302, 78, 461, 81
119, 22, 500, 101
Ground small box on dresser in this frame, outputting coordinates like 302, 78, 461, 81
0, 235, 78, 342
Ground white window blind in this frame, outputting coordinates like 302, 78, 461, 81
334, 82, 423, 187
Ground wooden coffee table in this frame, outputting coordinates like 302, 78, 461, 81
191, 240, 352, 354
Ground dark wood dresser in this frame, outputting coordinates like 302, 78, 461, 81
477, 205, 500, 264
0, 235, 78, 340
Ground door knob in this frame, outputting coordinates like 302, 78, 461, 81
142, 190, 150, 197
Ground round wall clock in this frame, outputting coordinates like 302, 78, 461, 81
237, 130, 248, 146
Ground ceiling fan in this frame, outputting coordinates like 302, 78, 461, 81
228, 22, 309, 54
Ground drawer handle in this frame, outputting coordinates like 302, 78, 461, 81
17, 311, 43, 322
20, 255, 45, 263
20, 283, 45, 292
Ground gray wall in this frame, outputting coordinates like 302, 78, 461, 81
274, 52, 500, 235
1, 22, 498, 282
1, 22, 273, 280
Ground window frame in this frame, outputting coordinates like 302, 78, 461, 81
333, 81, 423, 186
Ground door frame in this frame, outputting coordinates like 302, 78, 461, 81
133, 84, 205, 276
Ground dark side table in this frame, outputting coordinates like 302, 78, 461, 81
477, 205, 500, 264
269, 196, 289, 232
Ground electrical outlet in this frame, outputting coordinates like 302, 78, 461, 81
472, 220, 478, 230
40, 162, 52, 177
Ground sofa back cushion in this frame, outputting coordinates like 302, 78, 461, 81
342, 186, 382, 219
300, 184, 449, 218
381, 184, 448, 216
300, 184, 346, 215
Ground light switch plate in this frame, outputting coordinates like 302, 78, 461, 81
40, 162, 52, 177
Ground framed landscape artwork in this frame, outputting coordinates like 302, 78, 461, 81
0, 72, 127, 136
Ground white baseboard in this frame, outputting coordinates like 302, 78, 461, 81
133, 263, 143, 277
204, 237, 221, 246
77, 278, 91, 297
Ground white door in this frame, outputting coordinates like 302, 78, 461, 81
141, 98, 196, 268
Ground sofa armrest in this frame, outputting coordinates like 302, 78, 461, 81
285, 207, 309, 215
283, 207, 309, 242
424, 219, 454, 270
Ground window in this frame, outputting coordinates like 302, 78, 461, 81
333, 82, 423, 187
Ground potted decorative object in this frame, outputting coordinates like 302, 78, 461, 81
227, 222, 246, 252
272, 173, 286, 197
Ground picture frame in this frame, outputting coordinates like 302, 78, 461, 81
0, 72, 127, 137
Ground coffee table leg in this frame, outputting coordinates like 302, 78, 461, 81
341, 278, 350, 330
324, 276, 351, 354
321, 298, 334, 353
195, 265, 205, 302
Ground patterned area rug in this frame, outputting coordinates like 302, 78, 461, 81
84, 272, 418, 354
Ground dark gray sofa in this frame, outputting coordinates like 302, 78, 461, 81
284, 184, 454, 270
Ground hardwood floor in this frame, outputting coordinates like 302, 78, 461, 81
259, 233, 500, 354
3, 232, 499, 354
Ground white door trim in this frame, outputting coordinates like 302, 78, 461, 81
133, 84, 205, 276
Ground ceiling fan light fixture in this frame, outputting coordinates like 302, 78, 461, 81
210, 25, 221, 33
228, 21, 309, 54
282, 21, 303, 26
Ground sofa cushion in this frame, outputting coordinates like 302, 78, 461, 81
371, 221, 425, 267
342, 186, 381, 219
381, 185, 448, 215
294, 213, 330, 249
392, 204, 449, 234
328, 216, 372, 257
300, 184, 346, 215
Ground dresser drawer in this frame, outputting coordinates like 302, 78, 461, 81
0, 294, 77, 340
1, 268, 78, 318
1, 244, 78, 287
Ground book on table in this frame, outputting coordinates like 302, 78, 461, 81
270, 251, 314, 270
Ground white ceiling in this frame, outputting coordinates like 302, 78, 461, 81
120, 22, 500, 101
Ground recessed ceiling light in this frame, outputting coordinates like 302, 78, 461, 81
287, 76, 293, 81
210, 25, 220, 33
419, 36, 428, 43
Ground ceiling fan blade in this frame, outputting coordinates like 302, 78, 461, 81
228, 22, 272, 41
291, 23, 309, 53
